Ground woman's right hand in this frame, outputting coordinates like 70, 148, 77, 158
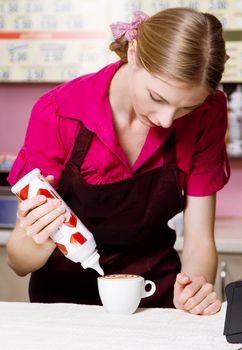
16, 175, 67, 245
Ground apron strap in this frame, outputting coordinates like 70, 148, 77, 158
163, 129, 177, 166
69, 123, 93, 167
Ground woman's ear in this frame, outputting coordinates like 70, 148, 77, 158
127, 39, 138, 66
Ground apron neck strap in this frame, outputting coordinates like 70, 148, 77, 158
163, 129, 177, 166
69, 122, 93, 167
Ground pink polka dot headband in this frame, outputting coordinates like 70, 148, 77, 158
110, 11, 149, 42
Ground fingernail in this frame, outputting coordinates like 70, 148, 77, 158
61, 214, 66, 221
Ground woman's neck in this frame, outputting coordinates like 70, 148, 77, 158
108, 62, 150, 167
109, 63, 136, 126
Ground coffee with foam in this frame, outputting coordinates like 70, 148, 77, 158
101, 274, 139, 279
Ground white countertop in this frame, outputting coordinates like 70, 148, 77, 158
0, 301, 239, 350
1, 218, 242, 253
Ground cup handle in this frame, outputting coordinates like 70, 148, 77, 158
142, 280, 156, 298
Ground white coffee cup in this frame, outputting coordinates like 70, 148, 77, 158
97, 274, 156, 314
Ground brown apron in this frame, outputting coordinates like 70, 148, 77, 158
29, 124, 184, 307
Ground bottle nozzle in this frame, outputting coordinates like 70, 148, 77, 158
81, 250, 104, 276
92, 263, 104, 276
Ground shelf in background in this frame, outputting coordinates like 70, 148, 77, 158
228, 154, 242, 159
0, 229, 11, 246
175, 217, 242, 254
2, 218, 242, 252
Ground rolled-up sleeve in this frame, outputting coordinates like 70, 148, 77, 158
8, 91, 71, 189
186, 93, 230, 196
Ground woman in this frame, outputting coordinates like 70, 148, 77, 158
7, 7, 230, 315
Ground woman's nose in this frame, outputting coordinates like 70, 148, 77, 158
156, 107, 176, 128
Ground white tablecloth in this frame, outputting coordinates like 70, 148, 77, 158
0, 301, 240, 350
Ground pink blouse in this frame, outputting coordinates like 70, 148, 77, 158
8, 61, 230, 196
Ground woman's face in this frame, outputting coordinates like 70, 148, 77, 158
127, 58, 210, 128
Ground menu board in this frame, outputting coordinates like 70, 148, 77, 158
0, 0, 110, 82
0, 0, 241, 82
109, 0, 242, 28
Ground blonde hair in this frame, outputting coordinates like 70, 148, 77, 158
109, 7, 226, 92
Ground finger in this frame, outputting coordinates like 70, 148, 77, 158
176, 273, 191, 285
175, 276, 206, 306
18, 195, 47, 218
23, 198, 61, 227
183, 283, 213, 311
174, 273, 191, 295
25, 202, 66, 236
45, 175, 54, 184
32, 214, 66, 245
173, 273, 192, 308
189, 291, 218, 315
200, 299, 222, 316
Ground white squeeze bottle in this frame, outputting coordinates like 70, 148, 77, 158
11, 168, 104, 275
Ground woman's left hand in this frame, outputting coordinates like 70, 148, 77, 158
173, 272, 221, 315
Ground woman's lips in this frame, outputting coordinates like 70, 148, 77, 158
147, 118, 159, 127
138, 114, 159, 127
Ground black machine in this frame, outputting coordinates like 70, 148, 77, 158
224, 280, 242, 345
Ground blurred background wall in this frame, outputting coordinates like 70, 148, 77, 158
0, 0, 241, 218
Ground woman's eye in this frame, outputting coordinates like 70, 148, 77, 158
149, 93, 162, 103
184, 107, 195, 112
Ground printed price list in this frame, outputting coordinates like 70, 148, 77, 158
0, 0, 109, 82
0, 0, 241, 82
